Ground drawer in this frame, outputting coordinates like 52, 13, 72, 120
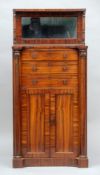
21, 48, 78, 61
21, 61, 78, 75
21, 76, 78, 88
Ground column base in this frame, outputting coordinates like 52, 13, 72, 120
13, 157, 24, 168
76, 156, 88, 168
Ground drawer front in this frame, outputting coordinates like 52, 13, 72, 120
21, 76, 78, 89
21, 61, 78, 75
21, 48, 78, 61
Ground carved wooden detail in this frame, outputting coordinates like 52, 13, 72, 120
79, 49, 87, 58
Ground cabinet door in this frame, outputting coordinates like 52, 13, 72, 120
21, 89, 50, 158
50, 89, 79, 158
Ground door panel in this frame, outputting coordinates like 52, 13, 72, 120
50, 89, 75, 158
29, 94, 45, 153
21, 89, 50, 158
56, 94, 72, 152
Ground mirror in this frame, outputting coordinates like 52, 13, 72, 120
22, 17, 77, 39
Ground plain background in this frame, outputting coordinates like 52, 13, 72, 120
0, 0, 100, 174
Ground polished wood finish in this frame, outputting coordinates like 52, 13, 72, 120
13, 9, 88, 168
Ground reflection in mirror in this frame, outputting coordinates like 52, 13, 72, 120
22, 17, 77, 38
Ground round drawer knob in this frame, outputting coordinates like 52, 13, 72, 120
48, 62, 52, 67
32, 65, 37, 71
32, 79, 38, 85
32, 52, 37, 59
63, 80, 67, 85
62, 66, 68, 71
63, 53, 67, 59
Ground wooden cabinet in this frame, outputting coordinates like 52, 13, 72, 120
13, 9, 88, 168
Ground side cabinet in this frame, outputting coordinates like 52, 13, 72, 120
13, 9, 88, 168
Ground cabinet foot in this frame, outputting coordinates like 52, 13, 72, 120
13, 157, 24, 168
76, 156, 88, 168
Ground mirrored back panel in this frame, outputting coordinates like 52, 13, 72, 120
22, 17, 77, 39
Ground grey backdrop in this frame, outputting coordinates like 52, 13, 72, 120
0, 0, 100, 174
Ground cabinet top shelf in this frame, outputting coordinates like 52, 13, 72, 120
13, 9, 86, 13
